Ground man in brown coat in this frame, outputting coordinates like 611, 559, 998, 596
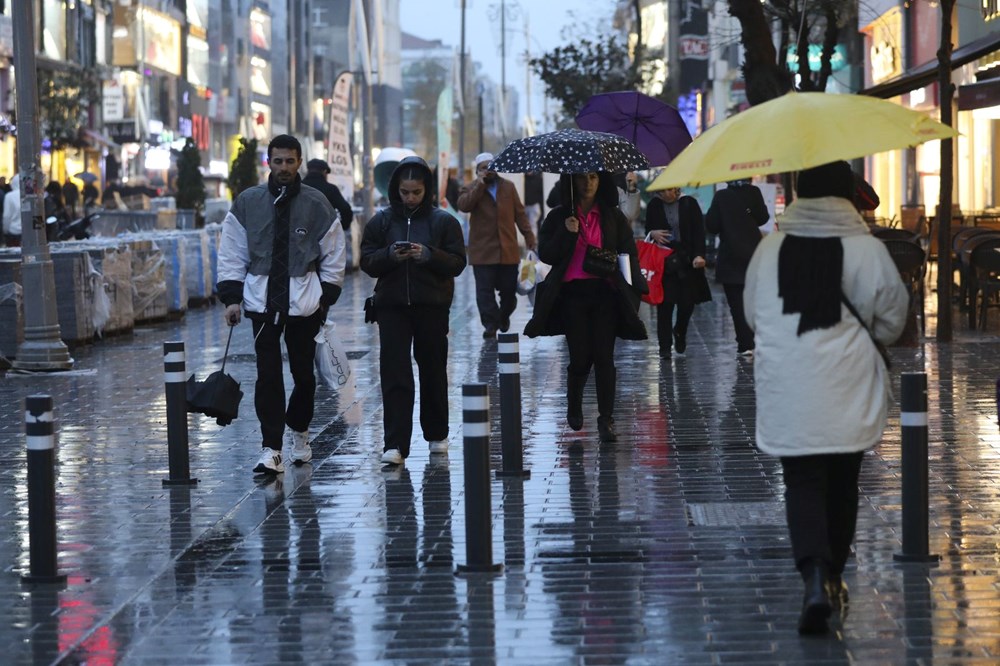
457, 152, 537, 338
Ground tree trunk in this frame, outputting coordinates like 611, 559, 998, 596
729, 0, 793, 105
816, 11, 840, 92
936, 0, 956, 341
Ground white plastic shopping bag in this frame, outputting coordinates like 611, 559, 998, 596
314, 319, 353, 390
516, 250, 539, 295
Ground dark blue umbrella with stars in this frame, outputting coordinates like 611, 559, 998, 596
488, 128, 649, 175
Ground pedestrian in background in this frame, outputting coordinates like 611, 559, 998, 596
360, 156, 467, 467
43, 181, 69, 241
457, 152, 536, 339
217, 134, 347, 476
82, 181, 100, 216
705, 179, 769, 357
617, 171, 641, 225
62, 178, 80, 219
743, 160, 908, 635
523, 171, 544, 239
2, 174, 20, 247
303, 158, 354, 231
644, 186, 711, 357
525, 171, 647, 443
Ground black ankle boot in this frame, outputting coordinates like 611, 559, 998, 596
826, 574, 849, 613
566, 371, 586, 431
798, 559, 832, 635
673, 327, 687, 355
597, 416, 617, 443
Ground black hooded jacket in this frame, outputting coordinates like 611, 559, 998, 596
359, 156, 466, 307
302, 170, 354, 230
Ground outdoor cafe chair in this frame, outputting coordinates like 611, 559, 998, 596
969, 241, 1000, 330
882, 238, 927, 335
958, 233, 1000, 323
872, 226, 920, 242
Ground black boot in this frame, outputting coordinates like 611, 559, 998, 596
596, 368, 617, 442
673, 327, 687, 355
597, 416, 617, 443
566, 371, 586, 431
826, 574, 849, 615
798, 559, 832, 635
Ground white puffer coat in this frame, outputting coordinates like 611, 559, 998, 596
743, 196, 909, 457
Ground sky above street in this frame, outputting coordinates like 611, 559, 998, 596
400, 0, 611, 133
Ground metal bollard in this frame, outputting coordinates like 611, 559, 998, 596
163, 341, 198, 486
22, 395, 66, 585
893, 372, 939, 563
456, 383, 502, 575
496, 333, 530, 479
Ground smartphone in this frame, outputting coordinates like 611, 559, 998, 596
392, 241, 412, 252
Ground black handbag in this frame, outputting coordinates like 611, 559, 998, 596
582, 244, 617, 278
664, 243, 691, 277
363, 293, 377, 324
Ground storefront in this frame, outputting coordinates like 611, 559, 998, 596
862, 9, 1000, 220
861, 7, 906, 221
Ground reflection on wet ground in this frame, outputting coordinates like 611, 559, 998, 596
2, 272, 1000, 663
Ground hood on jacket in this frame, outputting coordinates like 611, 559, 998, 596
9, 174, 19, 191
551, 171, 619, 210
387, 156, 435, 215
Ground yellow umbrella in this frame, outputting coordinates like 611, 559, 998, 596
646, 92, 958, 190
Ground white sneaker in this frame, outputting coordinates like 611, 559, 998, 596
284, 429, 312, 464
381, 449, 404, 465
738, 349, 755, 358
253, 447, 284, 475
429, 439, 449, 454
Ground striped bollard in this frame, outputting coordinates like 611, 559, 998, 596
456, 383, 502, 575
894, 372, 939, 563
163, 341, 198, 486
22, 395, 66, 585
496, 333, 529, 479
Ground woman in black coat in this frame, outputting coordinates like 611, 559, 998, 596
705, 180, 769, 356
525, 171, 647, 443
644, 187, 712, 357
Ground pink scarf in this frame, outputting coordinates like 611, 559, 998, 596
562, 204, 603, 282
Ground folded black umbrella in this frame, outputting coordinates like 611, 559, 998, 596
187, 326, 243, 426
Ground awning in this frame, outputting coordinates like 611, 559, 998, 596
81, 129, 119, 150
860, 31, 1000, 99
958, 77, 1000, 110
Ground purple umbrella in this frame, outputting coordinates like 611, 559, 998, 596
575, 91, 692, 168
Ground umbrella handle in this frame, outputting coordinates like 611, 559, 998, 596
221, 325, 234, 374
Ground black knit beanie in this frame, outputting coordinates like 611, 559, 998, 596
796, 160, 854, 201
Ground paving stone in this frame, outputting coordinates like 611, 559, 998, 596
2, 272, 1000, 663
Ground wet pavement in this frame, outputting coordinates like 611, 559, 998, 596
3, 268, 1000, 665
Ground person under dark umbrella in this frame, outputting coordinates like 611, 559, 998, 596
302, 159, 354, 231
524, 171, 648, 443
705, 179, 769, 357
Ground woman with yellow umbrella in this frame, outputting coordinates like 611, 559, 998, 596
743, 160, 908, 635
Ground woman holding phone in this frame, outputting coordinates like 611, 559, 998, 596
360, 156, 467, 466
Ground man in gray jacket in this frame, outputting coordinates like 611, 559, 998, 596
217, 135, 346, 475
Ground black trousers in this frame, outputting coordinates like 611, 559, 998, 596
723, 282, 755, 352
655, 301, 694, 353
377, 304, 450, 457
780, 451, 865, 576
251, 311, 323, 449
473, 264, 518, 330
559, 279, 619, 417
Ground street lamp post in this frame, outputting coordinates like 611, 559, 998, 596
12, 1, 73, 370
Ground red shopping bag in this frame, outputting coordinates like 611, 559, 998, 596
636, 240, 673, 305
